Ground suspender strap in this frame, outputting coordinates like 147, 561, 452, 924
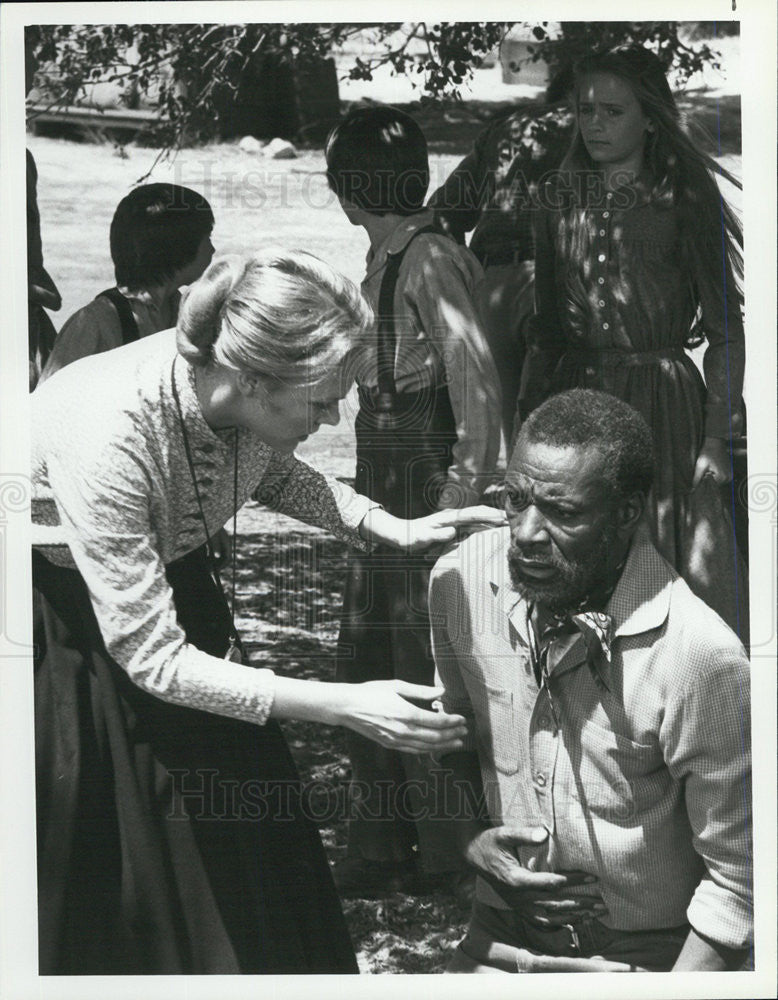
96, 288, 140, 345
375, 224, 438, 407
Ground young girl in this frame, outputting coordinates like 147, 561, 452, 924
522, 45, 747, 642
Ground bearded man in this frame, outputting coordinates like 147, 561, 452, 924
429, 389, 752, 973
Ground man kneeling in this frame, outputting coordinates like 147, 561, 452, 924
430, 389, 752, 973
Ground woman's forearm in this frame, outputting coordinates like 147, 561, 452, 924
357, 506, 405, 548
269, 675, 346, 726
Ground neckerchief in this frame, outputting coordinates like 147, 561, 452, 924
528, 556, 627, 694
530, 606, 613, 693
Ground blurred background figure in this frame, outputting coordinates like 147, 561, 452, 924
26, 28, 62, 391
428, 67, 573, 449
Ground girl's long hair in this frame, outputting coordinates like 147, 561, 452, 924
560, 45, 743, 347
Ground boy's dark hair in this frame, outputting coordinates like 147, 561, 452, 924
325, 106, 429, 216
517, 389, 654, 503
110, 183, 214, 290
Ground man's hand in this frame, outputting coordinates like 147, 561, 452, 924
405, 506, 508, 552
464, 826, 603, 922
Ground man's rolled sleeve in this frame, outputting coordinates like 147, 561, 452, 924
660, 634, 752, 949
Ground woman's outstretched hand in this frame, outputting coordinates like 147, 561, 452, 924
360, 505, 507, 553
692, 436, 732, 488
337, 680, 468, 752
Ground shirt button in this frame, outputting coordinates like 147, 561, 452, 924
606, 192, 613, 200
538, 714, 551, 727
585, 366, 596, 376
535, 773, 547, 787
603, 211, 610, 219
597, 253, 606, 262
598, 299, 606, 307
598, 276, 605, 284
599, 229, 606, 236
602, 322, 610, 330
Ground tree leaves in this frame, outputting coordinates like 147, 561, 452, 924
28, 21, 724, 153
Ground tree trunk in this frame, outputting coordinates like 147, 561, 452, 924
218, 53, 340, 141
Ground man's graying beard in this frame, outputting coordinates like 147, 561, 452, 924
507, 523, 619, 613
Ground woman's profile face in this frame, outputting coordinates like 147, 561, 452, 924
245, 367, 352, 454
576, 72, 652, 175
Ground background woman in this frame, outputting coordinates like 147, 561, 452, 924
32, 250, 500, 974
522, 45, 747, 642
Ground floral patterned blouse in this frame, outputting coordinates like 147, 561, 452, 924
32, 329, 377, 726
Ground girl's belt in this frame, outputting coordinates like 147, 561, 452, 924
562, 346, 687, 369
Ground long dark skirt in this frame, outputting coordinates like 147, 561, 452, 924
336, 385, 462, 872
33, 547, 358, 975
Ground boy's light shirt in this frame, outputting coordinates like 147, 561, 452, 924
358, 209, 504, 507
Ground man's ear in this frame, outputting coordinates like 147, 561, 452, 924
615, 491, 646, 538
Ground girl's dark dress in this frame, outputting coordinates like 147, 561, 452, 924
526, 178, 748, 642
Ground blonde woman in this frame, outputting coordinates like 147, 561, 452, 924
32, 250, 504, 974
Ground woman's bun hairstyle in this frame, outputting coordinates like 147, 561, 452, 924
176, 248, 372, 388
176, 255, 247, 366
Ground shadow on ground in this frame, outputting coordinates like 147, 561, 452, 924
228, 526, 469, 973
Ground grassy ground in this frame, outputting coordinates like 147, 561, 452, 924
29, 84, 742, 974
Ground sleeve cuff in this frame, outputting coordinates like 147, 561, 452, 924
687, 876, 753, 950
249, 666, 276, 726
327, 480, 383, 549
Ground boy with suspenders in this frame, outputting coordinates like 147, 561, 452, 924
39, 184, 214, 383
326, 107, 503, 895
